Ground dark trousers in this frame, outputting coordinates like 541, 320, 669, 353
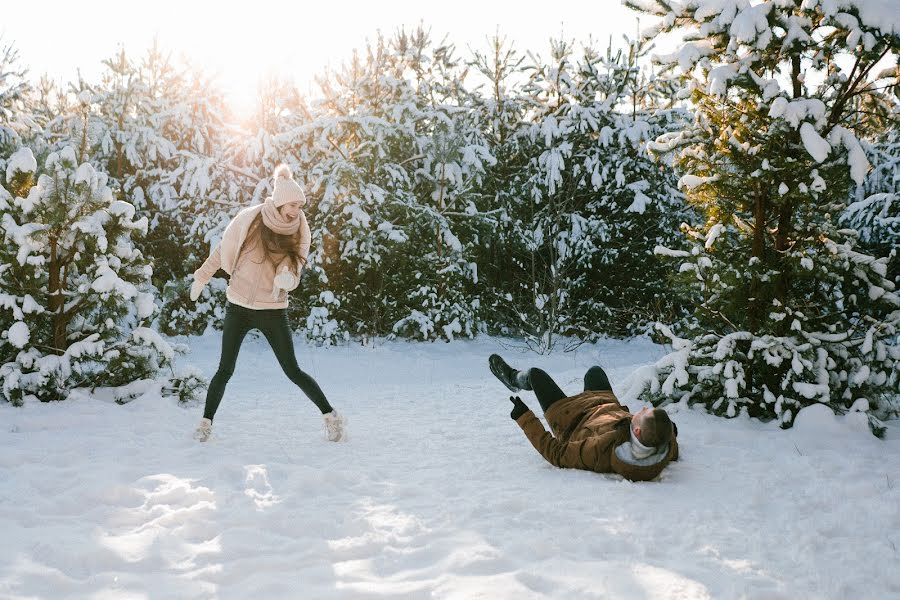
527, 366, 612, 413
203, 302, 332, 421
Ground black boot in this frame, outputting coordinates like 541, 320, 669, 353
489, 354, 530, 392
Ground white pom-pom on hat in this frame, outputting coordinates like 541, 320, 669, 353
273, 163, 293, 181
271, 162, 306, 208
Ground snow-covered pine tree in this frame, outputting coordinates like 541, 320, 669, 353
293, 29, 490, 343
627, 0, 900, 431
151, 90, 250, 335
6, 43, 236, 339
271, 42, 401, 343
497, 36, 688, 350
83, 44, 241, 337
0, 146, 174, 405
228, 75, 323, 336
844, 125, 900, 285
0, 39, 29, 159
565, 37, 691, 338
391, 27, 493, 341
468, 34, 535, 337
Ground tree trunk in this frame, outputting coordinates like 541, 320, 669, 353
791, 54, 802, 99
436, 163, 445, 301
748, 189, 767, 333
774, 199, 793, 335
48, 237, 67, 354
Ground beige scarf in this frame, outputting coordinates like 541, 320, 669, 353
261, 196, 301, 235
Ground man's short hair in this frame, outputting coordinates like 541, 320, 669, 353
637, 408, 673, 447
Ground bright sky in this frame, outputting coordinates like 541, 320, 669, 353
1, 0, 655, 116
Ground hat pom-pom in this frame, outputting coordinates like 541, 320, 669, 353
273, 163, 293, 182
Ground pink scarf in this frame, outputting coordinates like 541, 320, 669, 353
261, 197, 301, 235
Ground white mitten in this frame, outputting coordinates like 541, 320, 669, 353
189, 278, 205, 302
272, 266, 298, 300
273, 267, 298, 291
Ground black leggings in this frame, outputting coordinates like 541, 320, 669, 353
203, 302, 332, 421
527, 366, 612, 413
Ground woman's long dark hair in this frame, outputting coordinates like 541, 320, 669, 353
242, 214, 306, 272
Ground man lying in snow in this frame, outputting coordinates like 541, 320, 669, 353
489, 355, 678, 482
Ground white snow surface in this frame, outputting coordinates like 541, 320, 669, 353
1, 334, 898, 599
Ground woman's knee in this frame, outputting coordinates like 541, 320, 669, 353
280, 362, 310, 384
212, 365, 236, 382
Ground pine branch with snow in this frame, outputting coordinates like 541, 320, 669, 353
629, 0, 900, 432
0, 146, 175, 404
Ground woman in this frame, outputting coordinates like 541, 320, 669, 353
189, 164, 343, 442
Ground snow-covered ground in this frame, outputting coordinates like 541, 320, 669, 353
1, 333, 898, 599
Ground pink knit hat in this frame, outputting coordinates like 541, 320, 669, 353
272, 164, 307, 208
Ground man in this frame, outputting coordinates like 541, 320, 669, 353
489, 354, 678, 481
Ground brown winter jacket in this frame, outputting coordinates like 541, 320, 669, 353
515, 390, 679, 482
193, 204, 310, 310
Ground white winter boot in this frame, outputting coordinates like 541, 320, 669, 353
322, 410, 344, 442
193, 418, 212, 442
